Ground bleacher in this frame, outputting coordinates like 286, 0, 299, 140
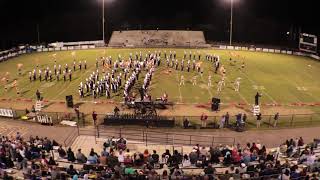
1, 131, 320, 179
108, 30, 209, 48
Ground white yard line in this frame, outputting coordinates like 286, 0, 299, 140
200, 75, 213, 98
224, 77, 250, 105
175, 72, 183, 103
282, 76, 320, 102
239, 70, 277, 104
6, 79, 35, 99
52, 70, 92, 100
6, 128, 16, 137
20, 129, 29, 137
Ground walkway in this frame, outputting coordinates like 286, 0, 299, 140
1, 117, 320, 148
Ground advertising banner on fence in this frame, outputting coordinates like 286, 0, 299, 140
0, 108, 15, 118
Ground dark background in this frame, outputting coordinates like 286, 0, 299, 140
0, 0, 319, 50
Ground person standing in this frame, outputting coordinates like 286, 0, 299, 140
225, 112, 230, 127
219, 115, 225, 129
180, 75, 185, 86
200, 113, 208, 128
92, 111, 97, 126
56, 72, 60, 81
54, 64, 57, 75
217, 80, 223, 92
73, 60, 76, 71
242, 113, 247, 123
192, 76, 197, 86
79, 61, 82, 70
69, 70, 72, 82
255, 92, 262, 105
273, 112, 279, 127
63, 71, 66, 82
234, 77, 241, 92
36, 90, 41, 101
236, 113, 242, 127
183, 118, 189, 129
39, 69, 42, 82
208, 75, 212, 87
74, 106, 80, 120
256, 113, 262, 128
29, 72, 32, 82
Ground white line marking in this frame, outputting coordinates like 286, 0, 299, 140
225, 77, 250, 104
284, 77, 320, 101
52, 70, 92, 100
239, 70, 277, 104
175, 72, 183, 103
200, 75, 213, 98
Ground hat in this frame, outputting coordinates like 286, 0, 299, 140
192, 149, 197, 153
241, 163, 246, 168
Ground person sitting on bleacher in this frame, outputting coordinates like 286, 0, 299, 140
124, 153, 133, 165
67, 148, 75, 162
298, 137, 305, 146
66, 164, 78, 177
151, 150, 159, 164
57, 145, 66, 158
103, 136, 116, 149
87, 151, 98, 164
48, 157, 57, 166
182, 154, 191, 167
106, 152, 119, 168
99, 153, 107, 165
76, 149, 87, 163
101, 147, 109, 157
42, 137, 52, 152
116, 137, 127, 150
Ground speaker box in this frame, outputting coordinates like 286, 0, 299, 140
66, 95, 74, 108
211, 97, 220, 111
212, 97, 221, 104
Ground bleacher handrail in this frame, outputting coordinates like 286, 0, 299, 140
92, 126, 236, 147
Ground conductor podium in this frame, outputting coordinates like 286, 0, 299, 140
66, 95, 74, 108
253, 105, 261, 115
106, 100, 175, 127
35, 100, 44, 112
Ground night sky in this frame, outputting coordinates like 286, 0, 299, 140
0, 0, 319, 50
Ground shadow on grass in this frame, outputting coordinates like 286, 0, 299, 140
74, 102, 85, 107
20, 90, 30, 95
43, 101, 55, 108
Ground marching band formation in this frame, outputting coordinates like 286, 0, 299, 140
26, 50, 243, 101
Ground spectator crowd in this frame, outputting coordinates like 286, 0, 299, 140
1, 132, 320, 180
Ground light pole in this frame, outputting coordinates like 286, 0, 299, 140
229, 0, 233, 46
102, 0, 105, 44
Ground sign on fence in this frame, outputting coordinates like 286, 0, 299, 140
0, 108, 15, 118
36, 115, 53, 125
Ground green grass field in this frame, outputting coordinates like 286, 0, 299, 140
1, 48, 320, 106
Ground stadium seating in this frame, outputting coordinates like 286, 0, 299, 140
108, 30, 209, 48
1, 130, 320, 179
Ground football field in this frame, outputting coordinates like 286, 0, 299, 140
1, 48, 320, 106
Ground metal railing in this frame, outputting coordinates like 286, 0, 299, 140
9, 107, 320, 130
87, 126, 236, 147
63, 127, 79, 148
14, 109, 86, 126
168, 113, 320, 129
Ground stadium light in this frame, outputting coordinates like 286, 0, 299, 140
100, 0, 116, 45
102, 0, 105, 44
223, 0, 239, 46
226, 0, 235, 46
